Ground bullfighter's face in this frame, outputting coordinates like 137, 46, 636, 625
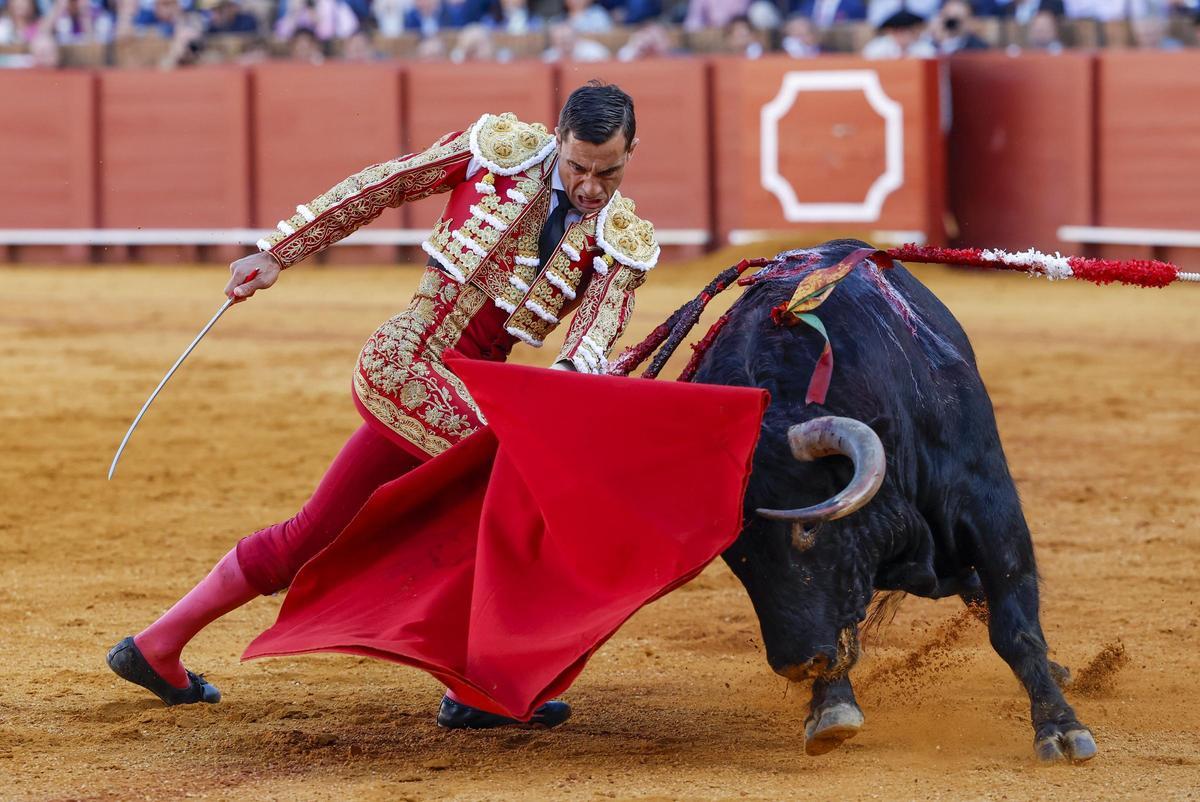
553, 129, 638, 214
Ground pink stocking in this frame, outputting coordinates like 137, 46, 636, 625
134, 547, 258, 689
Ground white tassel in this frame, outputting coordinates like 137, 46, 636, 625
421, 241, 466, 283
573, 348, 599, 373
592, 255, 609, 276
475, 182, 496, 195
545, 271, 577, 300
981, 247, 1073, 281
452, 229, 489, 258
470, 204, 509, 232
514, 255, 540, 267
506, 325, 544, 347
561, 242, 581, 262
296, 204, 316, 222
494, 296, 517, 314
277, 220, 295, 236
509, 275, 530, 293
524, 299, 559, 324
256, 238, 272, 252
507, 189, 529, 205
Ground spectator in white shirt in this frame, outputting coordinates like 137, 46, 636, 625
565, 0, 612, 33
372, 0, 412, 38
781, 14, 822, 55
543, 20, 610, 59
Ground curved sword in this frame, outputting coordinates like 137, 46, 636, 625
108, 272, 256, 480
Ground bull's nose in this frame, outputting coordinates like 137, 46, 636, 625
774, 653, 833, 682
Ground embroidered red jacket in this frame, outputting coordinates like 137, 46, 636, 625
255, 112, 661, 458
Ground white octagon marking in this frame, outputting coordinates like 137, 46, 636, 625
760, 70, 904, 223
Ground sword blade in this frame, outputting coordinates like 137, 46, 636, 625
108, 297, 236, 480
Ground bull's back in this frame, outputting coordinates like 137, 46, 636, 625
695, 242, 1006, 502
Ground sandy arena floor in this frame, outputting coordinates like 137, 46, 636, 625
1, 253, 1197, 801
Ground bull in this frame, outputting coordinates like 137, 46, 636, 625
634, 239, 1096, 763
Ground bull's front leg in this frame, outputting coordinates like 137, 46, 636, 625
981, 575, 1097, 763
805, 675, 865, 755
957, 572, 1073, 691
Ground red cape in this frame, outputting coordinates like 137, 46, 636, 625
243, 358, 768, 719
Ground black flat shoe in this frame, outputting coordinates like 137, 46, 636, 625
436, 695, 571, 730
106, 636, 221, 706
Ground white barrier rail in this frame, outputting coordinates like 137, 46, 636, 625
0, 228, 712, 247
1057, 226, 1200, 248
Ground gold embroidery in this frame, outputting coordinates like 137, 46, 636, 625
430, 283, 487, 358
424, 162, 552, 291
355, 371, 453, 456
471, 113, 553, 174
556, 265, 645, 371
507, 305, 555, 345
597, 191, 660, 271
526, 277, 566, 322
354, 268, 489, 456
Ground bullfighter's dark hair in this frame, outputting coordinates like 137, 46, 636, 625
557, 81, 636, 149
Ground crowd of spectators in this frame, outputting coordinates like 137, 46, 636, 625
0, 0, 1196, 68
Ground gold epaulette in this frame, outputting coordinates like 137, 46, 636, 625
468, 112, 556, 177
595, 192, 660, 272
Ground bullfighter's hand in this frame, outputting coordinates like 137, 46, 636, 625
225, 251, 281, 303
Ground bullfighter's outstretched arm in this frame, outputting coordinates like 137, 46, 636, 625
256, 129, 474, 269
222, 129, 473, 302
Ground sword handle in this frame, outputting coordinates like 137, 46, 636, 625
227, 268, 260, 300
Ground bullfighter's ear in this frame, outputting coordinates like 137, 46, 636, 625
866, 415, 893, 442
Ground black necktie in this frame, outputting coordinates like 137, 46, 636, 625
538, 190, 572, 271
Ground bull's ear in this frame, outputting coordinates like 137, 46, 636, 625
866, 415, 893, 442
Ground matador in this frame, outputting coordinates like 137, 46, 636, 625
108, 81, 660, 729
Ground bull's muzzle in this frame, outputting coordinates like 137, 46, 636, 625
775, 626, 862, 682
756, 417, 886, 551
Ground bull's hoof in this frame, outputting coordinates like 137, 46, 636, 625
804, 702, 864, 756
1035, 727, 1097, 764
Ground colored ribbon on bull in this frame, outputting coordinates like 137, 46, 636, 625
771, 248, 891, 405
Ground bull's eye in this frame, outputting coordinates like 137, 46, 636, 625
790, 522, 818, 552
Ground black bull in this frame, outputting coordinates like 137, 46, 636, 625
683, 240, 1096, 763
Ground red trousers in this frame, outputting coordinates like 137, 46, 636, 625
236, 424, 424, 595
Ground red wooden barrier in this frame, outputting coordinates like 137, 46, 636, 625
6, 57, 1200, 268
0, 72, 96, 262
0, 71, 96, 229
99, 68, 251, 228
711, 55, 944, 246
402, 62, 557, 230
559, 59, 712, 249
1097, 51, 1200, 230
252, 62, 404, 263
1097, 51, 1200, 268
948, 53, 1094, 253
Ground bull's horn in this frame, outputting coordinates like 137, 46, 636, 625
756, 417, 886, 531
